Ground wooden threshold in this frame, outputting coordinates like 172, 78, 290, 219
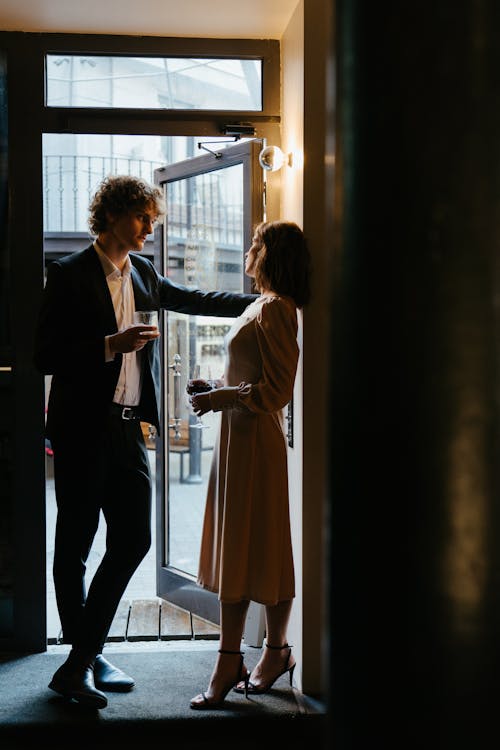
48, 598, 220, 645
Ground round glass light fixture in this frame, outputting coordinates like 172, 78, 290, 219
258, 145, 287, 172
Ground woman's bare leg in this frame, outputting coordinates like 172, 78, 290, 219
219, 599, 250, 652
264, 598, 294, 647
190, 599, 250, 707
245, 599, 296, 690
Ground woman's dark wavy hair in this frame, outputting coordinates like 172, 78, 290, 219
253, 220, 311, 308
88, 174, 166, 235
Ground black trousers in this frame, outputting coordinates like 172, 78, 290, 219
51, 413, 152, 656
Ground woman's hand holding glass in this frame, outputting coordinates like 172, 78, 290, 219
186, 370, 214, 429
189, 389, 212, 419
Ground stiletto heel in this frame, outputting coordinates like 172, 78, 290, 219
190, 649, 249, 710
233, 642, 295, 695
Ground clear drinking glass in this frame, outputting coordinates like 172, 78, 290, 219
134, 310, 159, 328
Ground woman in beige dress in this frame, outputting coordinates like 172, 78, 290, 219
188, 220, 311, 710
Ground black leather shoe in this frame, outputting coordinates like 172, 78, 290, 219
93, 654, 135, 692
49, 662, 108, 708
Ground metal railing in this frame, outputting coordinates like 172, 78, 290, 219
43, 155, 164, 232
43, 155, 243, 249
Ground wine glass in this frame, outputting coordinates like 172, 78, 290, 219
187, 363, 212, 429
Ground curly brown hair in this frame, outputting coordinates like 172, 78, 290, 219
252, 221, 311, 308
88, 175, 166, 235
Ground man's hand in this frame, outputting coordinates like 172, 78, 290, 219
109, 325, 160, 354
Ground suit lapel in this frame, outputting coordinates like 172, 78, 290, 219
130, 262, 157, 371
81, 245, 118, 332
131, 263, 150, 311
82, 248, 154, 332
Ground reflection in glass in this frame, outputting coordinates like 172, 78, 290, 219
166, 166, 244, 577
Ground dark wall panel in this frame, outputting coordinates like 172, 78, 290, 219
328, 1, 500, 747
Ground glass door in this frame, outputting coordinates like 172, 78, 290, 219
154, 139, 263, 623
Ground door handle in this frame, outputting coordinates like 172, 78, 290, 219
168, 353, 182, 440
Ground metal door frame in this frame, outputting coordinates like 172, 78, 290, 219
154, 138, 264, 623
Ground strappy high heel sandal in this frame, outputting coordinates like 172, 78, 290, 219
190, 649, 249, 710
233, 642, 295, 695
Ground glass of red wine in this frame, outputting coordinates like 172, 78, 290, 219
187, 364, 212, 429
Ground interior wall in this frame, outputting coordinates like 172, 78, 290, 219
280, 0, 305, 690
302, 0, 330, 696
281, 0, 328, 698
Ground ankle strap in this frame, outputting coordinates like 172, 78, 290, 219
265, 642, 292, 650
218, 649, 243, 655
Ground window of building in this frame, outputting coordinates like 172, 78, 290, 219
45, 55, 263, 111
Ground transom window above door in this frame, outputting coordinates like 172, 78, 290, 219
45, 55, 263, 110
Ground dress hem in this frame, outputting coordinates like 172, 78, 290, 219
197, 581, 295, 607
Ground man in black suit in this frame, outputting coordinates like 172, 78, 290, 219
34, 174, 255, 708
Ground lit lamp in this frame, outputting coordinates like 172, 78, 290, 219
258, 145, 291, 172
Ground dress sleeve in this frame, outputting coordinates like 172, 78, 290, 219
209, 297, 299, 414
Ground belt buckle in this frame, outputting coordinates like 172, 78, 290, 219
121, 407, 135, 420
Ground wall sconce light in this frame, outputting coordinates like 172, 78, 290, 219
258, 145, 291, 172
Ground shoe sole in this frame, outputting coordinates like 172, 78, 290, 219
94, 681, 135, 693
48, 681, 108, 709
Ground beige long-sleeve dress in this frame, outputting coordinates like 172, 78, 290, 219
197, 294, 299, 605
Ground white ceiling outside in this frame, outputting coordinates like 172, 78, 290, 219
0, 0, 299, 39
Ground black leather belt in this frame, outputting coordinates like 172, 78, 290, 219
109, 403, 142, 420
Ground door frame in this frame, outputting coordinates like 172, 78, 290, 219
0, 29, 280, 652
154, 138, 264, 624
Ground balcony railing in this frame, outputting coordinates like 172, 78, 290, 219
42, 155, 243, 249
43, 155, 164, 232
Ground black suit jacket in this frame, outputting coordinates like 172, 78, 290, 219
34, 244, 256, 439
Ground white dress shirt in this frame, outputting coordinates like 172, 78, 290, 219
94, 242, 143, 406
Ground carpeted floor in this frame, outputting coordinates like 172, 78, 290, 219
0, 642, 326, 750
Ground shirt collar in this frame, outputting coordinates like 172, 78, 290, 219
93, 241, 132, 280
